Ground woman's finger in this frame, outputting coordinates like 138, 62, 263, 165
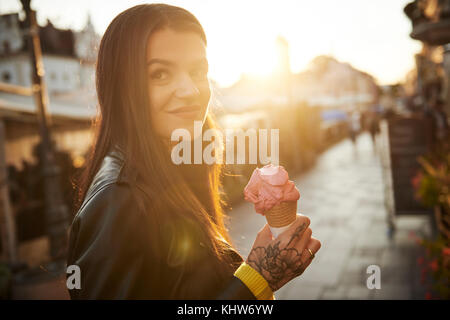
255, 223, 273, 245
310, 237, 321, 254
293, 227, 312, 253
298, 237, 321, 271
277, 213, 310, 246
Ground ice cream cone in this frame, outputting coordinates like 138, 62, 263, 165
243, 164, 300, 237
264, 201, 297, 228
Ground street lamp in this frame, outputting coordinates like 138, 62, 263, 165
20, 0, 70, 262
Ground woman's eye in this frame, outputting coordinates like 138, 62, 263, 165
150, 70, 169, 81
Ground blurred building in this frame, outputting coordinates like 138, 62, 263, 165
0, 13, 98, 167
218, 55, 378, 112
404, 0, 450, 117
0, 13, 98, 95
377, 0, 450, 228
292, 56, 378, 111
274, 35, 293, 101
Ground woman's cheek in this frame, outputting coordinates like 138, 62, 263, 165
149, 87, 171, 138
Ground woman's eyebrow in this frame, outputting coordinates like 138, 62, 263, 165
147, 58, 175, 66
147, 58, 208, 67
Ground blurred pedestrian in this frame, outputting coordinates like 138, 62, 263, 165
348, 110, 361, 147
368, 111, 380, 151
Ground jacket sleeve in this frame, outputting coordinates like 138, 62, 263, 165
66, 183, 157, 299
215, 276, 257, 299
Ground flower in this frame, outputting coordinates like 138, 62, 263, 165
429, 259, 439, 272
416, 235, 450, 299
442, 247, 450, 256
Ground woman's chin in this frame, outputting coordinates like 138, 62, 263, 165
180, 120, 203, 139
164, 123, 203, 143
186, 127, 203, 141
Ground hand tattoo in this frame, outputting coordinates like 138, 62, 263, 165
286, 225, 306, 247
246, 223, 308, 292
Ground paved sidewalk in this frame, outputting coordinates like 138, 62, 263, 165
227, 132, 430, 299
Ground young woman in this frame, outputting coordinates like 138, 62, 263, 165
66, 3, 321, 299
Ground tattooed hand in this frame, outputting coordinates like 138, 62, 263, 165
246, 214, 321, 292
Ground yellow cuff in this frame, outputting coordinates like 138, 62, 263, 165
234, 262, 274, 300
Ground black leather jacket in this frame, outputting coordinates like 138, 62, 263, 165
66, 147, 256, 299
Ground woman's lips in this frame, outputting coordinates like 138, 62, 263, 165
167, 106, 201, 119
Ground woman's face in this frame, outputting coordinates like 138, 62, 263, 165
146, 28, 211, 142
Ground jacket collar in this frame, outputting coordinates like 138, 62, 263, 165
79, 145, 137, 212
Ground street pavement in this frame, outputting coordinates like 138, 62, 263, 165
227, 132, 431, 299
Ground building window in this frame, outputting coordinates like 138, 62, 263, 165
2, 71, 11, 82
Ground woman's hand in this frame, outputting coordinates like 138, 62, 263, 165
246, 214, 321, 292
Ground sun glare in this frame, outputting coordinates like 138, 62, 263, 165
208, 37, 280, 88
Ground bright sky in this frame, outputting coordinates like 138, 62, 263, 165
1, 0, 422, 88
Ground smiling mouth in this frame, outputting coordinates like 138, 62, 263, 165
167, 106, 202, 119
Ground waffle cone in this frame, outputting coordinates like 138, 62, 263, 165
264, 201, 297, 228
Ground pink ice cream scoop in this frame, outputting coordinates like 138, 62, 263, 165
243, 164, 300, 215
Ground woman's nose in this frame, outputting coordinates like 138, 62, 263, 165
174, 73, 200, 98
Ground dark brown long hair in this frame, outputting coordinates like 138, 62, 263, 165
73, 3, 241, 293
